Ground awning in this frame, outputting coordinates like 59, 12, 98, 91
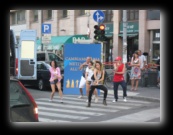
118, 33, 138, 38
53, 44, 63, 50
37, 35, 89, 50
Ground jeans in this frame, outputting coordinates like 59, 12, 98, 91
113, 80, 127, 100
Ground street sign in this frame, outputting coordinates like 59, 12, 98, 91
42, 24, 51, 34
42, 36, 51, 41
42, 40, 50, 44
93, 10, 105, 23
42, 35, 51, 44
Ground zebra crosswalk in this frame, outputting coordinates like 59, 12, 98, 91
35, 95, 159, 123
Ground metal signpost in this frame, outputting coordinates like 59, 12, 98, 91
93, 10, 105, 63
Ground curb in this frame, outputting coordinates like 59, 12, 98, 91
126, 95, 160, 102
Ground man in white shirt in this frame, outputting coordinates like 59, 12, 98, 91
138, 50, 147, 70
138, 50, 148, 87
78, 57, 91, 98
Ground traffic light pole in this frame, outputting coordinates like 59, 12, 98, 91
40, 10, 43, 51
122, 10, 127, 63
122, 10, 127, 82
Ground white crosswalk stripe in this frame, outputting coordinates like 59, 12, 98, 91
35, 95, 156, 122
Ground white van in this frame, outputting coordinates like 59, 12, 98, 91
37, 51, 64, 72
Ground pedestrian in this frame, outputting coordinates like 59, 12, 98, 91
138, 50, 147, 70
138, 50, 147, 85
112, 56, 127, 102
87, 60, 108, 107
78, 57, 91, 98
49, 60, 63, 103
85, 61, 98, 103
130, 51, 141, 91
155, 56, 160, 87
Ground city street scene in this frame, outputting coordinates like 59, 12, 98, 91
10, 10, 160, 124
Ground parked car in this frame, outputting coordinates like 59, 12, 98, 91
10, 77, 39, 122
37, 51, 64, 71
21, 61, 64, 91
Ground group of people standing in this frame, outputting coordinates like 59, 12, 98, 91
129, 50, 147, 91
78, 56, 127, 107
47, 49, 157, 107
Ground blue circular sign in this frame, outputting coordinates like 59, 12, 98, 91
93, 10, 105, 23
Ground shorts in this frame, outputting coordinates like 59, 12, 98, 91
50, 79, 60, 84
79, 76, 86, 88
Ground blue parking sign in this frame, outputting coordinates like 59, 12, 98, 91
42, 24, 51, 34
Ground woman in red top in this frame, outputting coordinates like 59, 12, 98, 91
113, 56, 127, 102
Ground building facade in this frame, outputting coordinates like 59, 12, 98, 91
10, 10, 160, 63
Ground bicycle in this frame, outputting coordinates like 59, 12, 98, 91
104, 71, 114, 89
126, 70, 131, 85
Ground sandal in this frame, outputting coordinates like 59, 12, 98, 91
130, 88, 134, 91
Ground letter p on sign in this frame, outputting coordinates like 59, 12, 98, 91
42, 24, 51, 34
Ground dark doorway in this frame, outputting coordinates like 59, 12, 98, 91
127, 36, 138, 62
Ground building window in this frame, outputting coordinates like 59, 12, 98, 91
11, 12, 16, 25
62, 10, 68, 18
127, 10, 139, 21
33, 10, 38, 22
153, 30, 160, 41
121, 10, 139, 21
79, 10, 85, 16
147, 10, 160, 20
103, 10, 113, 23
153, 43, 160, 59
47, 10, 52, 20
17, 10, 26, 24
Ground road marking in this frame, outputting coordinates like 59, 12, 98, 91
37, 98, 131, 109
101, 107, 160, 122
38, 111, 89, 120
36, 101, 119, 112
38, 106, 104, 116
64, 95, 151, 104
39, 117, 70, 122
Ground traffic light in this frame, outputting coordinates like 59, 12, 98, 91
93, 24, 107, 41
99, 24, 107, 41
94, 25, 100, 40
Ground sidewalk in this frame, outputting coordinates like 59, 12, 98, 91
102, 85, 160, 102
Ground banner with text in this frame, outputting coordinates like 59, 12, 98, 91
63, 44, 101, 95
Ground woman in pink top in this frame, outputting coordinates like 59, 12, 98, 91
49, 60, 63, 103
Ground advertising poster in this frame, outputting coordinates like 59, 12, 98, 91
63, 44, 101, 95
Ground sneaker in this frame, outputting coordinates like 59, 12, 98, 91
92, 95, 95, 100
103, 100, 107, 106
86, 102, 91, 107
86, 99, 88, 102
112, 99, 117, 102
49, 99, 53, 102
60, 99, 63, 103
123, 97, 127, 102
95, 97, 98, 103
78, 95, 83, 99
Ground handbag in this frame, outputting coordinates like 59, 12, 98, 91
91, 74, 95, 80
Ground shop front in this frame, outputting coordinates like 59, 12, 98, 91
119, 21, 139, 62
37, 35, 89, 56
